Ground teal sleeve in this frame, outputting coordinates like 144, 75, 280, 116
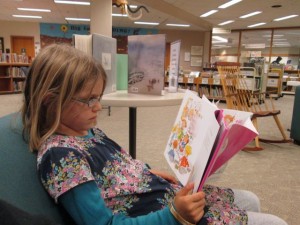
59, 181, 181, 225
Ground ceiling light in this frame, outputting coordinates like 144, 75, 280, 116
212, 28, 231, 34
134, 21, 159, 25
17, 8, 51, 12
240, 11, 262, 18
274, 15, 298, 21
247, 22, 266, 28
166, 23, 190, 27
273, 42, 290, 45
200, 10, 218, 17
54, 0, 90, 5
112, 13, 128, 17
212, 36, 228, 43
263, 34, 284, 37
218, 20, 234, 26
218, 0, 242, 9
244, 43, 265, 49
268, 39, 287, 41
65, 17, 90, 21
12, 15, 42, 18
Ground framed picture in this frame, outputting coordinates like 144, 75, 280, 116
191, 45, 203, 56
190, 56, 202, 67
0, 37, 4, 53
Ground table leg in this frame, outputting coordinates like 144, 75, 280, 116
129, 107, 137, 159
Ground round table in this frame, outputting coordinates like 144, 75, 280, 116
101, 89, 186, 158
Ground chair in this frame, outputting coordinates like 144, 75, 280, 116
0, 113, 73, 224
218, 65, 290, 151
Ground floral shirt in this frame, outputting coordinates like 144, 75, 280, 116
37, 128, 248, 224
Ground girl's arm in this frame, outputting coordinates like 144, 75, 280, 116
59, 181, 181, 225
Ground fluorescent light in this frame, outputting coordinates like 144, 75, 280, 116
212, 36, 228, 43
112, 13, 128, 17
12, 15, 42, 19
166, 23, 190, 27
212, 28, 231, 34
218, 0, 242, 9
274, 15, 298, 21
17, 8, 51, 12
54, 0, 90, 5
240, 11, 262, 18
65, 17, 90, 21
273, 42, 290, 45
200, 10, 218, 17
268, 39, 287, 41
263, 34, 284, 37
134, 21, 159, 25
247, 22, 266, 28
244, 43, 265, 49
218, 20, 234, 26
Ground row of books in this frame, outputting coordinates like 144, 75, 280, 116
0, 53, 29, 63
198, 86, 223, 98
5, 67, 27, 77
13, 81, 25, 91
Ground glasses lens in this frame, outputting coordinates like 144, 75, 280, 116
88, 98, 99, 107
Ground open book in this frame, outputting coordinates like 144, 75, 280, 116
164, 90, 258, 193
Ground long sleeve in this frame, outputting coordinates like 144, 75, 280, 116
59, 181, 181, 225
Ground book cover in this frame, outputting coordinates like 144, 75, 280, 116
127, 34, 166, 95
164, 90, 258, 193
73, 34, 117, 95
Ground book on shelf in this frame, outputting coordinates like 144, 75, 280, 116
127, 34, 166, 95
164, 90, 258, 193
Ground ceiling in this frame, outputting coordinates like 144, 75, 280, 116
1, 0, 300, 48
1, 0, 299, 30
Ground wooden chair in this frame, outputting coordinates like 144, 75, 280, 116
218, 65, 290, 151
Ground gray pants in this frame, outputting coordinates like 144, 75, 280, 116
233, 189, 288, 225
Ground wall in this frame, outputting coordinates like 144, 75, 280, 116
0, 21, 211, 72
0, 21, 40, 53
159, 29, 207, 72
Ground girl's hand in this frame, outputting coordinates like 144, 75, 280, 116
149, 169, 178, 184
173, 183, 206, 224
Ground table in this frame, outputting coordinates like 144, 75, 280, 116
101, 89, 186, 158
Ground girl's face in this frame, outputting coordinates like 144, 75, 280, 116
57, 78, 104, 136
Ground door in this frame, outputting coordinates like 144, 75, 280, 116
11, 36, 35, 62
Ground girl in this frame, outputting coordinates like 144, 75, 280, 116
22, 44, 287, 225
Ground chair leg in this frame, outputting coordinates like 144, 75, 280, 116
273, 115, 289, 140
243, 118, 264, 151
259, 115, 291, 143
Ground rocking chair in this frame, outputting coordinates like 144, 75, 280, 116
218, 65, 290, 151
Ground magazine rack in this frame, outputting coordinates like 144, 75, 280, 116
218, 65, 290, 151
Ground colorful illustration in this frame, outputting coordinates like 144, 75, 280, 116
164, 90, 258, 193
167, 97, 202, 174
127, 34, 166, 95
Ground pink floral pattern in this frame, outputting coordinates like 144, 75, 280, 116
38, 128, 247, 224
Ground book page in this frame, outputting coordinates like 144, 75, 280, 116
164, 90, 220, 193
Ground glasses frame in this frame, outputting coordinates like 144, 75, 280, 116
72, 96, 101, 108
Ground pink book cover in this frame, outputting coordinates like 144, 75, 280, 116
198, 109, 258, 191
164, 90, 258, 193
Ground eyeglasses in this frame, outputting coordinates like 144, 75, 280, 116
72, 96, 101, 108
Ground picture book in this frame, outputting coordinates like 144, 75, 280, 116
127, 34, 166, 95
164, 90, 258, 193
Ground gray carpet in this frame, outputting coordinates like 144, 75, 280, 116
1, 93, 299, 225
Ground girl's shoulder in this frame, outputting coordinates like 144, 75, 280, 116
38, 128, 106, 158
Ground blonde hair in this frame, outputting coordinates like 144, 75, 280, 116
22, 44, 107, 152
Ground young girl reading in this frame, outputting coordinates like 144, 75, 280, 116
21, 44, 287, 225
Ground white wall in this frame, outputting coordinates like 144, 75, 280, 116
0, 21, 40, 52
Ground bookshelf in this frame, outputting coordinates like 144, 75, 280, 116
266, 68, 283, 99
0, 63, 28, 94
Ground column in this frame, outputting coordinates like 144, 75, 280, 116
90, 0, 112, 37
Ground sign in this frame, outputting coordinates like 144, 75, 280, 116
169, 40, 181, 92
